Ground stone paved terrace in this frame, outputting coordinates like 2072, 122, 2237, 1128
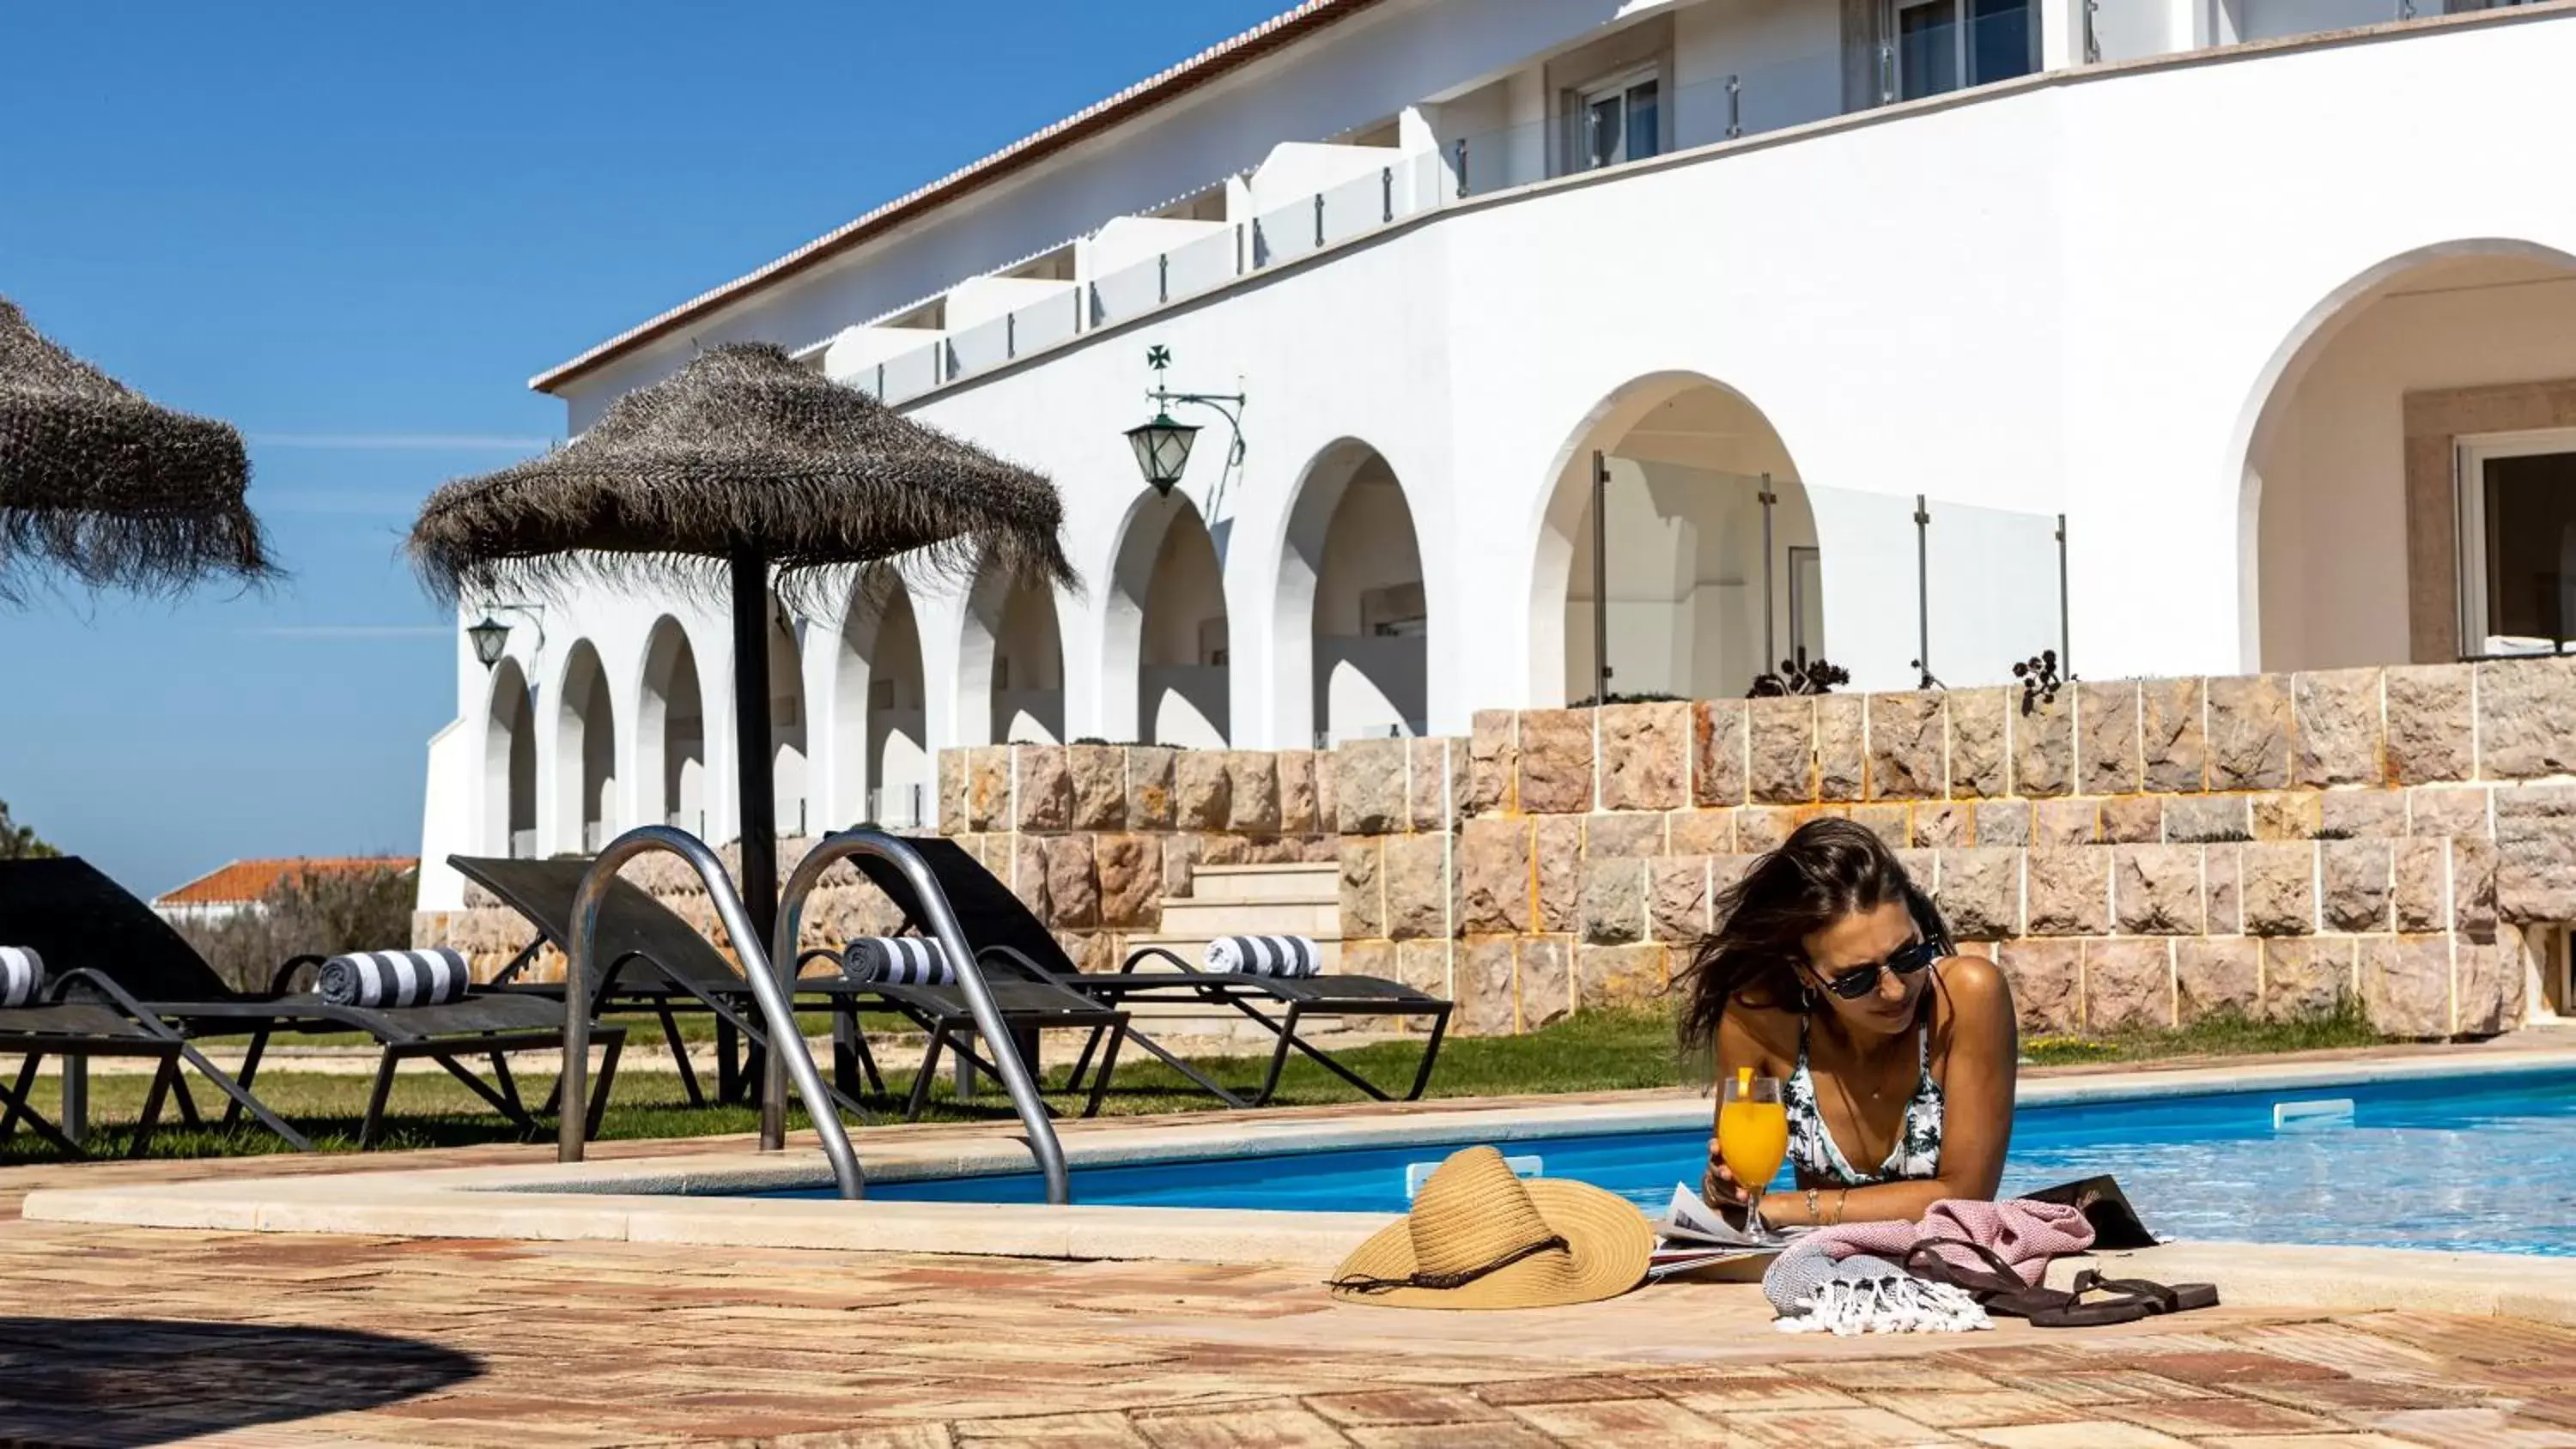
4, 1048, 2573, 1446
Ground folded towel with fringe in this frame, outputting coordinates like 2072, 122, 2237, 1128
317, 949, 472, 1008
1764, 1252, 1990, 1336
1759, 1197, 2093, 1334
843, 936, 955, 985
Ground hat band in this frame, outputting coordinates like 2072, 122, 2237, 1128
1325, 1234, 1571, 1294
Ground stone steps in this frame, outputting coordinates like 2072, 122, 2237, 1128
1115, 860, 1346, 1040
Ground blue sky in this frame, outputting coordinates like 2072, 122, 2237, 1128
2, 0, 1286, 896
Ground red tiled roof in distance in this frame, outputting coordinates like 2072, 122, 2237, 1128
529, 0, 1389, 397
155, 857, 419, 909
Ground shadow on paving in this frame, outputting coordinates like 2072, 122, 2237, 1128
0, 1318, 480, 1446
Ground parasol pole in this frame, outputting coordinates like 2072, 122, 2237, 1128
728, 542, 789, 1149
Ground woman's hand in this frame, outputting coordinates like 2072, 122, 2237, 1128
1701, 1144, 1747, 1209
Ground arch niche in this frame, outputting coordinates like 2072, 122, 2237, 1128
637, 617, 708, 837
768, 601, 810, 837
1530, 374, 1819, 706
2235, 240, 2576, 672
1274, 440, 1427, 746
1105, 492, 1230, 748
833, 567, 930, 828
959, 557, 1066, 746
483, 657, 537, 858
553, 641, 617, 853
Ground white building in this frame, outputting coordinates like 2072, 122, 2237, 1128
418, 0, 2576, 912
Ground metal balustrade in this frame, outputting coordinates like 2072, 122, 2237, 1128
558, 825, 866, 1199
772, 828, 1070, 1204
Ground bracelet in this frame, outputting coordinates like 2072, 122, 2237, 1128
1803, 1188, 1820, 1222
1832, 1189, 1850, 1226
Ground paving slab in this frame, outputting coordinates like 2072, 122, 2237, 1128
0, 1046, 2569, 1444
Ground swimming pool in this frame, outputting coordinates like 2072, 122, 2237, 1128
744, 1065, 2576, 1257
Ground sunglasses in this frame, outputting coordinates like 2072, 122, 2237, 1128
1814, 937, 1942, 1001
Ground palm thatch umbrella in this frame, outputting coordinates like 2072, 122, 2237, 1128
409, 341, 1074, 949
0, 296, 271, 602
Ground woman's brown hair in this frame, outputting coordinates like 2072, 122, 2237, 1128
1678, 817, 1952, 1052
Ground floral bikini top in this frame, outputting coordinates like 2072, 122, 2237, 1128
1783, 1015, 1945, 1186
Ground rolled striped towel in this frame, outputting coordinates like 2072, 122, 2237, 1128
316, 949, 472, 1009
843, 936, 955, 985
1204, 935, 1322, 979
0, 946, 43, 1009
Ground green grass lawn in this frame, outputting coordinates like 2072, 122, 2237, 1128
0, 1003, 2384, 1163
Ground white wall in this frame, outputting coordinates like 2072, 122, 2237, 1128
945, 276, 1077, 330
556, 0, 1670, 428
1091, 215, 1232, 276
2254, 259, 2576, 670
436, 10, 2576, 912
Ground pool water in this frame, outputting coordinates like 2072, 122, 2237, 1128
755, 1066, 2576, 1257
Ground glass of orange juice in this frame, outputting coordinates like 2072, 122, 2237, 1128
1718, 1067, 1789, 1237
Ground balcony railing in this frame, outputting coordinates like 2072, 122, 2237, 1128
838, 1, 2490, 409
866, 784, 929, 832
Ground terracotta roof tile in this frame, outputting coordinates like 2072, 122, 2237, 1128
155, 857, 417, 908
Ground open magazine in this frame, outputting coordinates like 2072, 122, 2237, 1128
1649, 1183, 1806, 1280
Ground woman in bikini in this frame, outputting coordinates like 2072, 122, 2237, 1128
1685, 817, 2019, 1228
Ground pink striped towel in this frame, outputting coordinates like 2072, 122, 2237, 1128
1794, 1197, 2095, 1286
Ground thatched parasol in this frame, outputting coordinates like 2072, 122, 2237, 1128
0, 296, 271, 602
409, 341, 1074, 949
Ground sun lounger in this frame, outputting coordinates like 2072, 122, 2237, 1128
0, 857, 625, 1150
0, 962, 301, 1156
835, 838, 1453, 1109
449, 854, 1133, 1122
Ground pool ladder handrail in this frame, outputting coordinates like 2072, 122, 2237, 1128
558, 825, 866, 1200
771, 828, 1070, 1205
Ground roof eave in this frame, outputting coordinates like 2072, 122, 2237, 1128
529, 0, 1388, 397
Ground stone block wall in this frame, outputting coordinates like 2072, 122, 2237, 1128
1335, 659, 2575, 1040
428, 659, 2571, 1040
935, 743, 1340, 972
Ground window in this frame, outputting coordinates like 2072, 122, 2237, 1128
2458, 430, 2576, 655
1577, 70, 1661, 172
1893, 0, 2032, 101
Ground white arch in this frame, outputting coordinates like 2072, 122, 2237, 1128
1270, 437, 1429, 747
1527, 371, 1816, 705
636, 616, 707, 836
834, 567, 930, 827
2227, 237, 2576, 671
768, 603, 810, 838
483, 657, 535, 858
551, 640, 616, 853
1105, 490, 1229, 747
957, 555, 1068, 748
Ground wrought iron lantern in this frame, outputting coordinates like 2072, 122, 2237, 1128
1123, 345, 1243, 498
467, 615, 510, 669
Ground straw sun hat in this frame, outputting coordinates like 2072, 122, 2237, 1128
1326, 1146, 1654, 1310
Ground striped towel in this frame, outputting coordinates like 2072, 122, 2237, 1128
843, 936, 955, 985
316, 949, 472, 1009
0, 946, 43, 1009
1203, 936, 1322, 979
